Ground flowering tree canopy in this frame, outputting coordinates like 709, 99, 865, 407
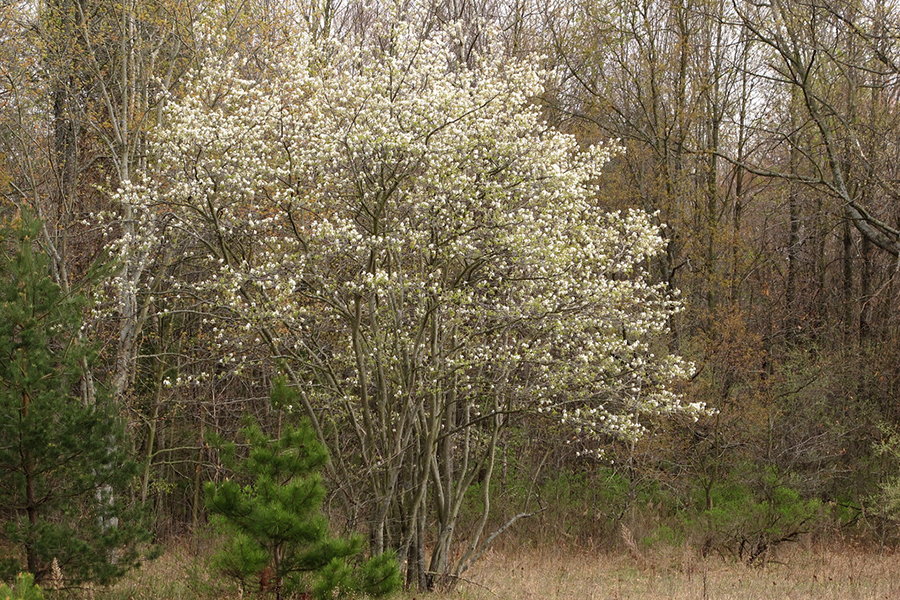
115, 22, 707, 588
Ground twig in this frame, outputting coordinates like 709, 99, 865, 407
457, 508, 547, 576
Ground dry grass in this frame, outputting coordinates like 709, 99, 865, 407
99, 540, 900, 600
97, 545, 227, 600
435, 543, 900, 600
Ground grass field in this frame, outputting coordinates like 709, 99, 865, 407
101, 541, 900, 600
439, 543, 900, 600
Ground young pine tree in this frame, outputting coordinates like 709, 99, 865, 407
0, 211, 145, 586
205, 380, 400, 600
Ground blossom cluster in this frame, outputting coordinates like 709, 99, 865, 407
113, 21, 709, 458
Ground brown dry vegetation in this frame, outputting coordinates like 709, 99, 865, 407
441, 544, 900, 600
100, 541, 900, 600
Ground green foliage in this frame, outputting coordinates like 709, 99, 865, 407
682, 467, 822, 563
356, 551, 403, 597
308, 552, 402, 600
643, 524, 681, 547
0, 212, 146, 586
310, 558, 354, 600
209, 532, 268, 586
206, 381, 399, 598
464, 446, 679, 550
873, 424, 900, 523
0, 573, 45, 600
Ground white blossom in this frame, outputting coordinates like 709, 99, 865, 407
113, 23, 709, 457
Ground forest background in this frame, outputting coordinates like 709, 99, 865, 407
2, 0, 900, 594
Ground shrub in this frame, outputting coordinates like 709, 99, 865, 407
205, 380, 400, 599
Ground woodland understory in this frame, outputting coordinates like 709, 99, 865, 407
2, 0, 900, 596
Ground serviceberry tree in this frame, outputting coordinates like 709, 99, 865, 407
115, 17, 709, 588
